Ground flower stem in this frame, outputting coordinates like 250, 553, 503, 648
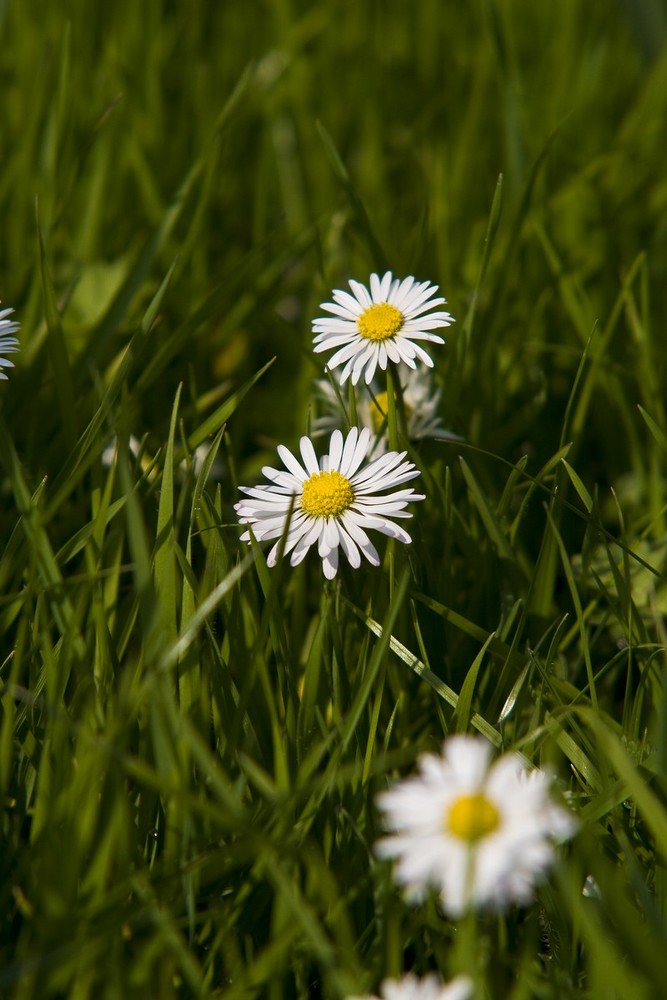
452, 910, 481, 992
386, 361, 408, 453
347, 376, 358, 430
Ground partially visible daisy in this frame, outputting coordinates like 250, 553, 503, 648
235, 426, 424, 579
178, 441, 224, 482
349, 973, 473, 1000
312, 271, 453, 385
102, 434, 145, 468
376, 735, 577, 918
0, 305, 20, 380
102, 435, 222, 482
313, 367, 460, 456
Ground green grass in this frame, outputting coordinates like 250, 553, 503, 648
2, 0, 667, 996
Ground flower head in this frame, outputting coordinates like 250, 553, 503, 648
0, 305, 20, 381
313, 271, 453, 385
313, 367, 459, 457
349, 973, 473, 1000
376, 735, 577, 917
235, 426, 424, 579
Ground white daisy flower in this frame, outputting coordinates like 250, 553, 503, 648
376, 735, 577, 918
235, 426, 424, 579
312, 367, 460, 457
349, 973, 473, 1000
312, 271, 453, 386
0, 305, 20, 380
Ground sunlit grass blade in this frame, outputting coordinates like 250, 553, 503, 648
452, 631, 497, 734
344, 596, 503, 748
153, 385, 181, 648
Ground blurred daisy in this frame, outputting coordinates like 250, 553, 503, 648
0, 305, 20, 380
102, 435, 158, 482
313, 367, 459, 456
235, 426, 424, 579
349, 973, 473, 1000
102, 435, 222, 482
312, 271, 453, 385
376, 735, 577, 917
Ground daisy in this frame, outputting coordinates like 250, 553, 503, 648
101, 435, 158, 482
235, 426, 424, 579
312, 367, 460, 457
349, 973, 473, 1000
312, 271, 453, 385
376, 735, 577, 917
0, 305, 20, 380
102, 436, 223, 482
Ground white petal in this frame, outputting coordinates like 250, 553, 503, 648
369, 270, 393, 302
353, 500, 412, 514
358, 468, 422, 492
317, 300, 359, 320
328, 428, 344, 469
350, 360, 367, 386
338, 426, 360, 476
400, 323, 447, 341
443, 736, 494, 786
277, 444, 308, 480
322, 517, 340, 551
340, 513, 380, 565
266, 516, 312, 564
261, 467, 303, 490
403, 296, 447, 317
289, 523, 321, 565
405, 307, 451, 323
331, 288, 365, 314
337, 356, 356, 384
370, 272, 383, 301
337, 522, 361, 568
364, 347, 380, 384
347, 426, 372, 477
350, 452, 405, 486
388, 275, 416, 307
356, 514, 413, 544
321, 545, 339, 578
351, 340, 378, 375
319, 339, 365, 369
384, 339, 402, 363
401, 282, 440, 314
235, 496, 292, 512
401, 342, 435, 366
312, 331, 358, 350
348, 279, 372, 308
299, 436, 320, 475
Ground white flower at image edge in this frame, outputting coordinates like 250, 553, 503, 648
313, 271, 453, 385
348, 973, 474, 1000
235, 426, 424, 579
0, 305, 20, 380
376, 735, 577, 917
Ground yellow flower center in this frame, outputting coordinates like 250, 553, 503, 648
300, 470, 354, 518
369, 391, 413, 435
357, 302, 404, 342
370, 391, 390, 434
447, 792, 500, 842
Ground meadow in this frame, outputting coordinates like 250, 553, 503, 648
2, 1, 667, 997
